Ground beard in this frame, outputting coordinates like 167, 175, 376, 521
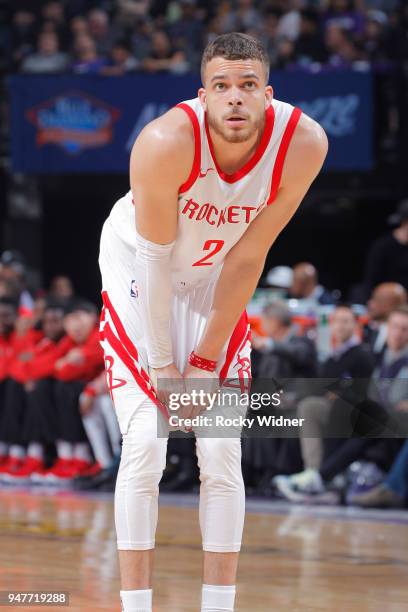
207, 107, 265, 144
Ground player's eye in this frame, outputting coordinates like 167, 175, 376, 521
243, 81, 256, 89
214, 82, 226, 91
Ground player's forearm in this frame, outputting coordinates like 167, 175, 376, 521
195, 258, 264, 361
134, 232, 175, 368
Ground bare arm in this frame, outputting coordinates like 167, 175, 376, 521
129, 108, 194, 371
195, 114, 328, 361
130, 107, 193, 244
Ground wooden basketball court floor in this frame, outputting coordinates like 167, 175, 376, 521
1, 488, 407, 611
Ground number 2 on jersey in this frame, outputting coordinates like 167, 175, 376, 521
192, 239, 225, 267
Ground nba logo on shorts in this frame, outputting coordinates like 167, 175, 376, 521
130, 280, 138, 298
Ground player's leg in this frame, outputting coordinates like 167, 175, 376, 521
195, 435, 244, 611
115, 396, 168, 586
195, 327, 251, 611
99, 219, 169, 611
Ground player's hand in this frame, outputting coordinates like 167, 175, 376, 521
183, 363, 220, 422
149, 362, 184, 410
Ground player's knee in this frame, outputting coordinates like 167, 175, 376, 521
198, 438, 243, 488
118, 437, 167, 487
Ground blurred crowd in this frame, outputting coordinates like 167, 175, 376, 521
0, 198, 407, 509
2, 0, 408, 76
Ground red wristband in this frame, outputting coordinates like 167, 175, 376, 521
188, 351, 217, 372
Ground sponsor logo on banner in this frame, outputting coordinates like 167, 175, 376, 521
26, 90, 121, 154
295, 94, 359, 137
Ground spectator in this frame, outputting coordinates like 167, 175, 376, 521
274, 37, 296, 70
69, 15, 89, 40
0, 296, 43, 478
325, 24, 362, 68
72, 34, 107, 74
295, 9, 327, 65
87, 8, 118, 56
41, 1, 69, 48
130, 17, 153, 62
142, 30, 189, 74
362, 10, 389, 64
288, 262, 337, 306
49, 275, 75, 301
11, 10, 38, 69
0, 301, 66, 481
43, 299, 104, 483
222, 0, 262, 34
276, 0, 301, 42
168, 0, 204, 68
364, 282, 407, 355
100, 40, 139, 75
243, 299, 318, 490
259, 9, 281, 65
273, 304, 374, 501
265, 265, 293, 292
21, 31, 69, 73
321, 0, 365, 36
274, 306, 408, 503
0, 298, 18, 465
0, 251, 34, 315
117, 0, 152, 22
362, 200, 408, 298
252, 298, 318, 380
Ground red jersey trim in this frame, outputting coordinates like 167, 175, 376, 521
100, 291, 169, 417
219, 310, 250, 383
267, 106, 302, 205
204, 105, 275, 184
176, 103, 201, 194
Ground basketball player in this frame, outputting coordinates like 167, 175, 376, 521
99, 33, 328, 612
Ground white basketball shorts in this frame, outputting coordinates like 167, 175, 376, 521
98, 218, 251, 435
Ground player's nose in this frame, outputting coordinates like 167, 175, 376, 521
227, 86, 243, 105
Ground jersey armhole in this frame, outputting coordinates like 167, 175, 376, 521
176, 103, 201, 194
267, 107, 302, 205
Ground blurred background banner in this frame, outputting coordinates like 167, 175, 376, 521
9, 70, 373, 174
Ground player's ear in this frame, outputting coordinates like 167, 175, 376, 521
265, 85, 273, 108
198, 88, 207, 111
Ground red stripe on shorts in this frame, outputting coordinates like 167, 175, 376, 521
219, 311, 251, 384
100, 291, 168, 417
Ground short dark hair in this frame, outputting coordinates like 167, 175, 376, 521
0, 296, 18, 311
201, 33, 270, 83
335, 303, 357, 320
44, 298, 68, 315
65, 298, 97, 317
262, 299, 292, 327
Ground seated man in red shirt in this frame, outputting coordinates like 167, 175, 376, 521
43, 299, 104, 483
0, 297, 18, 464
0, 298, 42, 477
1, 300, 67, 481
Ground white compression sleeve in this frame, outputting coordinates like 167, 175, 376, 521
134, 230, 175, 368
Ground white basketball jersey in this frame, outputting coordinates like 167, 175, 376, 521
107, 97, 301, 292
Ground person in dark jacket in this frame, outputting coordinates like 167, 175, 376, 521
243, 299, 318, 488
363, 282, 407, 356
251, 299, 317, 380
273, 304, 375, 500
363, 200, 408, 298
